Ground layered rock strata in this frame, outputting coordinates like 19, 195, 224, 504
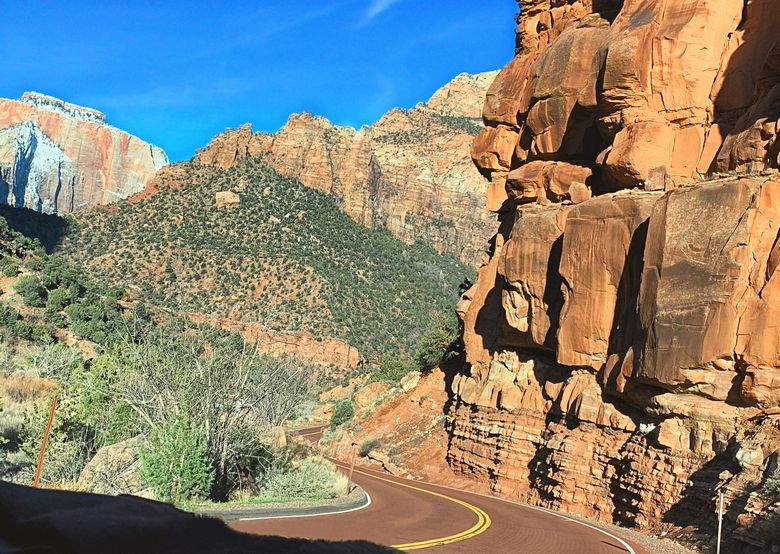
0, 92, 167, 213
194, 72, 498, 266
450, 1, 780, 550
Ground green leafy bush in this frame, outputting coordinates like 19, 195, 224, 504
14, 276, 47, 307
0, 305, 19, 327
415, 312, 458, 371
372, 356, 414, 383
139, 415, 214, 504
262, 456, 346, 500
330, 400, 354, 429
19, 391, 95, 485
0, 257, 19, 277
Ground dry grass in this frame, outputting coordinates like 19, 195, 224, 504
0, 371, 56, 403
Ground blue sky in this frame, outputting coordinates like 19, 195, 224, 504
1, 1, 517, 161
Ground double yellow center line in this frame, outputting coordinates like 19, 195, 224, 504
346, 466, 492, 551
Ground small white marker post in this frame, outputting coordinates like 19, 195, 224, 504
716, 488, 724, 554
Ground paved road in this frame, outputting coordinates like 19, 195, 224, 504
231, 425, 644, 553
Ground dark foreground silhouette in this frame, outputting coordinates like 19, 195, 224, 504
0, 481, 395, 553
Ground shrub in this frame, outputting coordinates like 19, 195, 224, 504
24, 257, 44, 272
262, 456, 346, 500
0, 372, 55, 403
0, 305, 19, 327
0, 257, 19, 277
14, 276, 47, 307
45, 287, 76, 313
372, 356, 414, 383
18, 393, 95, 485
139, 415, 214, 504
330, 400, 354, 429
359, 437, 379, 457
93, 324, 311, 500
415, 312, 458, 371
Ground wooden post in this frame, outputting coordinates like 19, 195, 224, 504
33, 396, 57, 488
346, 444, 356, 495
716, 489, 724, 554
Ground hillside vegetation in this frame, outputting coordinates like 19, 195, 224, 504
58, 158, 472, 359
0, 216, 345, 503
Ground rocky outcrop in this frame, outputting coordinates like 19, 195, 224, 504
0, 92, 167, 213
450, 2, 780, 551
186, 313, 362, 368
471, 0, 780, 211
214, 190, 240, 208
194, 72, 498, 266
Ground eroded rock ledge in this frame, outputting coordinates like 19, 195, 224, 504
450, 1, 780, 550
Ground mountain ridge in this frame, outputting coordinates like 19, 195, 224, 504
193, 71, 498, 266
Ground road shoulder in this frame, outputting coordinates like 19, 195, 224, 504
195, 485, 369, 521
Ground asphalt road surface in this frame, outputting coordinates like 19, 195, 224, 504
231, 426, 645, 553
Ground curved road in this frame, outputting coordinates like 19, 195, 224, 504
231, 427, 644, 553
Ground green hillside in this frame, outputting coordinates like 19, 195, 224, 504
57, 158, 473, 359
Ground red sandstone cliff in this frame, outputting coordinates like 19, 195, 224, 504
193, 72, 498, 266
0, 92, 167, 213
451, 1, 780, 551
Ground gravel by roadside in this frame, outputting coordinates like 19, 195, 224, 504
559, 513, 698, 554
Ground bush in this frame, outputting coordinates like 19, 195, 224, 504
372, 356, 413, 383
359, 437, 379, 457
14, 276, 47, 307
0, 257, 19, 277
139, 415, 214, 504
45, 287, 76, 313
415, 312, 458, 371
18, 392, 95, 485
330, 400, 354, 429
0, 305, 19, 327
262, 456, 346, 500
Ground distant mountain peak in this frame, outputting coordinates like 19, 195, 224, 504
0, 92, 168, 214
20, 91, 106, 123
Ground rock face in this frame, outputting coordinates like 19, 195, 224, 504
214, 190, 240, 208
186, 313, 362, 368
194, 72, 498, 266
471, 0, 780, 211
450, 2, 780, 551
0, 92, 167, 213
77, 436, 149, 497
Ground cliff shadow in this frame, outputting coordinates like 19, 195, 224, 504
602, 219, 649, 394
0, 205, 69, 253
472, 210, 515, 358
707, 1, 780, 174
541, 234, 565, 348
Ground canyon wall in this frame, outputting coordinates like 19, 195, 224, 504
193, 72, 498, 266
0, 92, 167, 213
450, 1, 780, 550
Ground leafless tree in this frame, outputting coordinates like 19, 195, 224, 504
84, 320, 312, 498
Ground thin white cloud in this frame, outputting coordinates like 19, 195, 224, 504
358, 0, 403, 27
84, 79, 254, 110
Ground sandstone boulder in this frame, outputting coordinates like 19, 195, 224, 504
399, 371, 421, 393
77, 436, 149, 497
215, 191, 240, 208
353, 382, 390, 416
